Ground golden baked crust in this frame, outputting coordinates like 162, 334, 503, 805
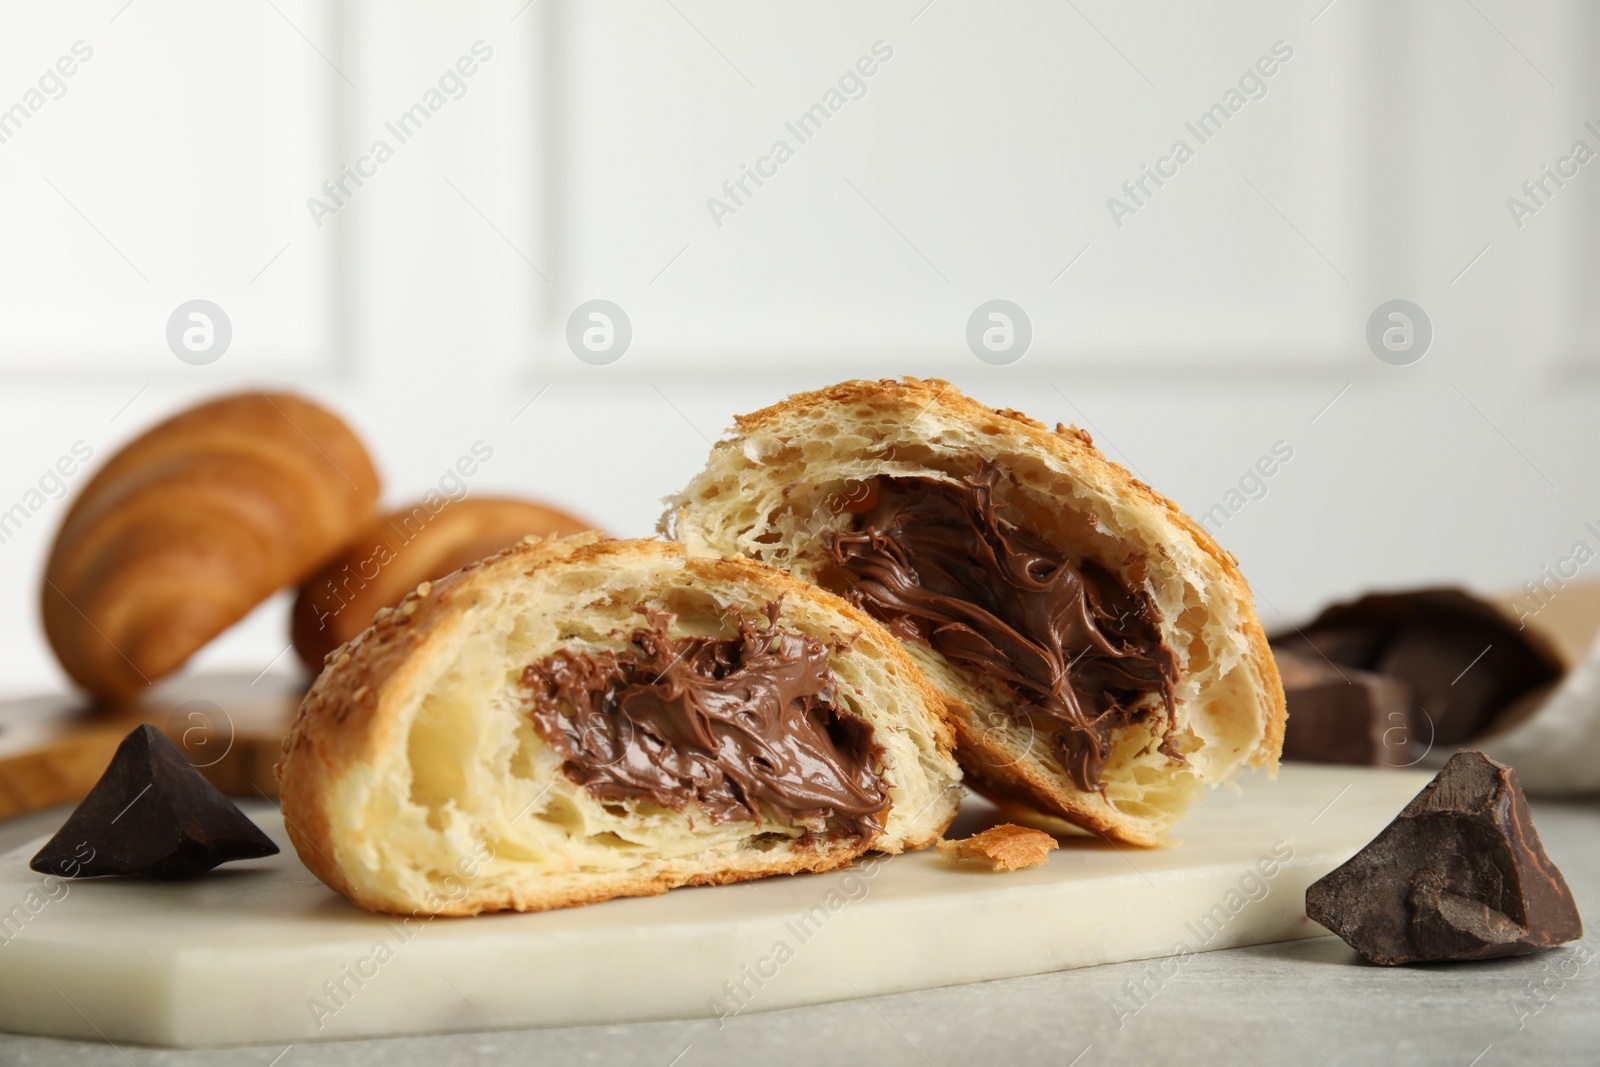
276, 533, 960, 915
936, 823, 1058, 871
663, 377, 1285, 847
42, 391, 379, 700
290, 496, 595, 668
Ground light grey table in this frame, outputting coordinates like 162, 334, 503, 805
0, 796, 1595, 1067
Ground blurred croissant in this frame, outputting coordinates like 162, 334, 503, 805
290, 496, 594, 667
43, 391, 380, 700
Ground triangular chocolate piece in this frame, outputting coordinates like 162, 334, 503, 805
30, 724, 278, 879
1306, 750, 1582, 964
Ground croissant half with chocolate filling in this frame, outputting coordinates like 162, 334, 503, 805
276, 534, 960, 915
662, 378, 1285, 846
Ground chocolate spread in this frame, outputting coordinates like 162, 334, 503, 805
823, 464, 1176, 791
521, 603, 888, 840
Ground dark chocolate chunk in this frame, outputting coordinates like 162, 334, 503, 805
1276, 649, 1418, 766
1306, 751, 1582, 964
30, 724, 278, 879
1271, 589, 1565, 748
1377, 618, 1532, 744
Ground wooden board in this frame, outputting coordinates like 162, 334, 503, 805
0, 673, 303, 820
0, 764, 1429, 1048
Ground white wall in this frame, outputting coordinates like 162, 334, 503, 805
1, 0, 1595, 698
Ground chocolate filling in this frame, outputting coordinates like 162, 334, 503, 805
823, 464, 1177, 791
520, 603, 888, 841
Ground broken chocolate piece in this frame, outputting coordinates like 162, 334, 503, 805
1272, 589, 1564, 747
1275, 649, 1418, 766
1305, 751, 1581, 964
1376, 617, 1538, 744
30, 724, 278, 879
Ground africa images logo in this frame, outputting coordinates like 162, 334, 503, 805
1105, 40, 1293, 229
705, 41, 895, 229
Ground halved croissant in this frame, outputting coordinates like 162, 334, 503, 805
662, 378, 1285, 846
276, 534, 961, 915
291, 497, 595, 668
43, 391, 380, 700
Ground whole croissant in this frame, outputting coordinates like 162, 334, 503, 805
43, 391, 380, 700
290, 496, 594, 668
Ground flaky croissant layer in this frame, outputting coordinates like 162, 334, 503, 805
663, 378, 1286, 846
